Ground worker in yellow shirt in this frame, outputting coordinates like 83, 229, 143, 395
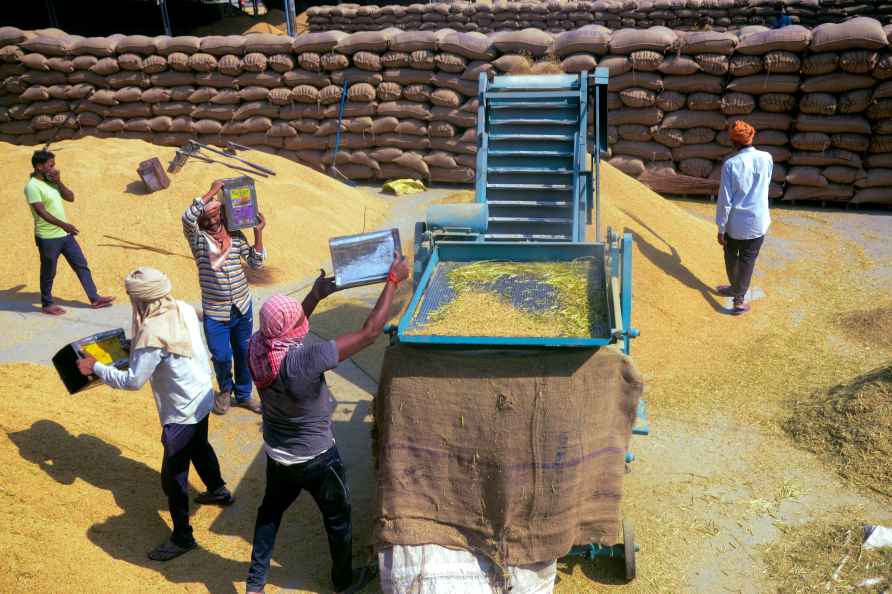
25, 149, 114, 315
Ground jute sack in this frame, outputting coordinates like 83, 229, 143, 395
662, 74, 722, 94
658, 55, 699, 76
831, 133, 869, 152
810, 17, 888, 52
758, 93, 796, 113
726, 74, 799, 95
795, 114, 871, 135
609, 72, 663, 92
801, 53, 839, 76
610, 106, 663, 126
695, 54, 729, 76
786, 166, 828, 187
376, 345, 642, 566
823, 165, 864, 184
682, 31, 737, 55
687, 92, 721, 111
608, 155, 646, 177
653, 127, 684, 147
839, 50, 878, 74
672, 143, 733, 160
736, 25, 811, 55
655, 91, 685, 112
609, 26, 678, 54
800, 93, 837, 115
553, 25, 611, 57
682, 127, 717, 144
618, 124, 655, 142
782, 184, 853, 202
729, 55, 763, 77
679, 157, 714, 178
737, 111, 792, 131
789, 148, 862, 167
763, 51, 800, 73
620, 88, 656, 108
801, 73, 876, 93
721, 93, 756, 115
754, 130, 790, 146
852, 188, 892, 205
661, 110, 726, 130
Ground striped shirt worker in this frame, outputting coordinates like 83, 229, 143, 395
182, 198, 266, 322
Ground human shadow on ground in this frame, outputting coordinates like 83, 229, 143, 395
0, 284, 88, 313
97, 235, 192, 260
618, 208, 725, 314
8, 420, 247, 593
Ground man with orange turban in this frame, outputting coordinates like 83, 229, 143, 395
716, 120, 773, 315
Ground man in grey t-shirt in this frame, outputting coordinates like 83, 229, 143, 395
245, 255, 409, 594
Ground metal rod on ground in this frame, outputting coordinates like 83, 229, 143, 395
158, 0, 172, 36
189, 140, 276, 176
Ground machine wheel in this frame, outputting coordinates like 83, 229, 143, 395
623, 519, 636, 581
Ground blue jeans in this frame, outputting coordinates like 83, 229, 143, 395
246, 447, 353, 592
35, 234, 99, 307
203, 303, 253, 401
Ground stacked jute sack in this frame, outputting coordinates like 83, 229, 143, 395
1, 22, 891, 204
307, 0, 892, 34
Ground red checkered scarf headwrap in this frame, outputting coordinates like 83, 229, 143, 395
248, 294, 310, 389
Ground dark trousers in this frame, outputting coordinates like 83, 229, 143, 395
203, 303, 254, 401
246, 447, 353, 592
723, 234, 765, 300
161, 413, 225, 547
34, 234, 99, 307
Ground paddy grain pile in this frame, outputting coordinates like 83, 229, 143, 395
0, 136, 388, 304
786, 364, 892, 498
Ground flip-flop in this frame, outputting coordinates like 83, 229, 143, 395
90, 296, 115, 309
41, 305, 66, 316
147, 538, 197, 562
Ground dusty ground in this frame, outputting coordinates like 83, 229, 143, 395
1, 166, 890, 593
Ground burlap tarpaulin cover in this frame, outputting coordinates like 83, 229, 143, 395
374, 344, 643, 567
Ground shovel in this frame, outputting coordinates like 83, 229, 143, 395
327, 80, 358, 187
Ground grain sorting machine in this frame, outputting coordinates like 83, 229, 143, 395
390, 70, 648, 579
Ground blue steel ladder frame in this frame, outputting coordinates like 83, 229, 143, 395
475, 69, 610, 243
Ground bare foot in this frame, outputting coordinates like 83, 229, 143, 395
41, 305, 66, 316
90, 296, 115, 309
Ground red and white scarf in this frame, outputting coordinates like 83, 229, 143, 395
248, 294, 310, 389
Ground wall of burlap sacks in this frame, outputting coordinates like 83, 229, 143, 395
1, 22, 891, 204
307, 0, 892, 33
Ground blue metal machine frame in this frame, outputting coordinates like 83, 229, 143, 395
391, 70, 648, 580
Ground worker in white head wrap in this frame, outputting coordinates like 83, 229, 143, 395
77, 267, 234, 562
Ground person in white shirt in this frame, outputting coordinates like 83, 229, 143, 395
77, 267, 233, 562
716, 120, 773, 315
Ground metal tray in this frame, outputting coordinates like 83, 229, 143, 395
330, 228, 402, 290
397, 242, 614, 347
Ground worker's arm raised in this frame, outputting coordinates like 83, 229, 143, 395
182, 180, 224, 243
334, 255, 408, 362
244, 212, 266, 269
302, 270, 337, 319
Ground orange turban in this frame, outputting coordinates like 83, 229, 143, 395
729, 120, 755, 146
